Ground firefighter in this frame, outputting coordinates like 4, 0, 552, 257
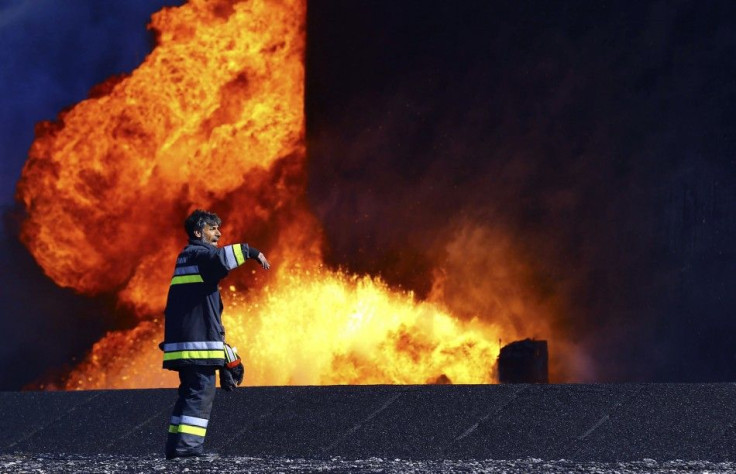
161, 209, 270, 460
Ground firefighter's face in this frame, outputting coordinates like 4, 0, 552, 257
196, 224, 221, 247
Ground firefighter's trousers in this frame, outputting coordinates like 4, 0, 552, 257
165, 366, 217, 459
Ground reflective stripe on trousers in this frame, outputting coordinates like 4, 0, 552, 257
165, 366, 217, 458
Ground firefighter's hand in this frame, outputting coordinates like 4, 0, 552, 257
257, 252, 270, 270
219, 368, 237, 391
231, 362, 244, 386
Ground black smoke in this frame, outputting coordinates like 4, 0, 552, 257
306, 1, 736, 382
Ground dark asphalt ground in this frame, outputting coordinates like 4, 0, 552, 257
1, 454, 735, 473
4, 385, 736, 472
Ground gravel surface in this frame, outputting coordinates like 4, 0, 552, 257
1, 454, 735, 473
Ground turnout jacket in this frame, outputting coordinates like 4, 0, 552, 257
161, 239, 259, 370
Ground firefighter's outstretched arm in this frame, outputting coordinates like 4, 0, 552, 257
212, 244, 270, 273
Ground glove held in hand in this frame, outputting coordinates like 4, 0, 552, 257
220, 343, 244, 391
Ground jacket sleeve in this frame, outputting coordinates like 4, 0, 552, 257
219, 243, 260, 271
197, 243, 260, 280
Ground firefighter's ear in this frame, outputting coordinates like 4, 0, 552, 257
193, 229, 202, 238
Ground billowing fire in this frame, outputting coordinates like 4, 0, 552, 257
17, 0, 575, 389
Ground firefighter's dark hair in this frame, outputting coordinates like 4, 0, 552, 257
184, 209, 222, 240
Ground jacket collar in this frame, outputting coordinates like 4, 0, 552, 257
188, 238, 216, 249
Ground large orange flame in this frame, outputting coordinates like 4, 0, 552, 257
17, 0, 581, 390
